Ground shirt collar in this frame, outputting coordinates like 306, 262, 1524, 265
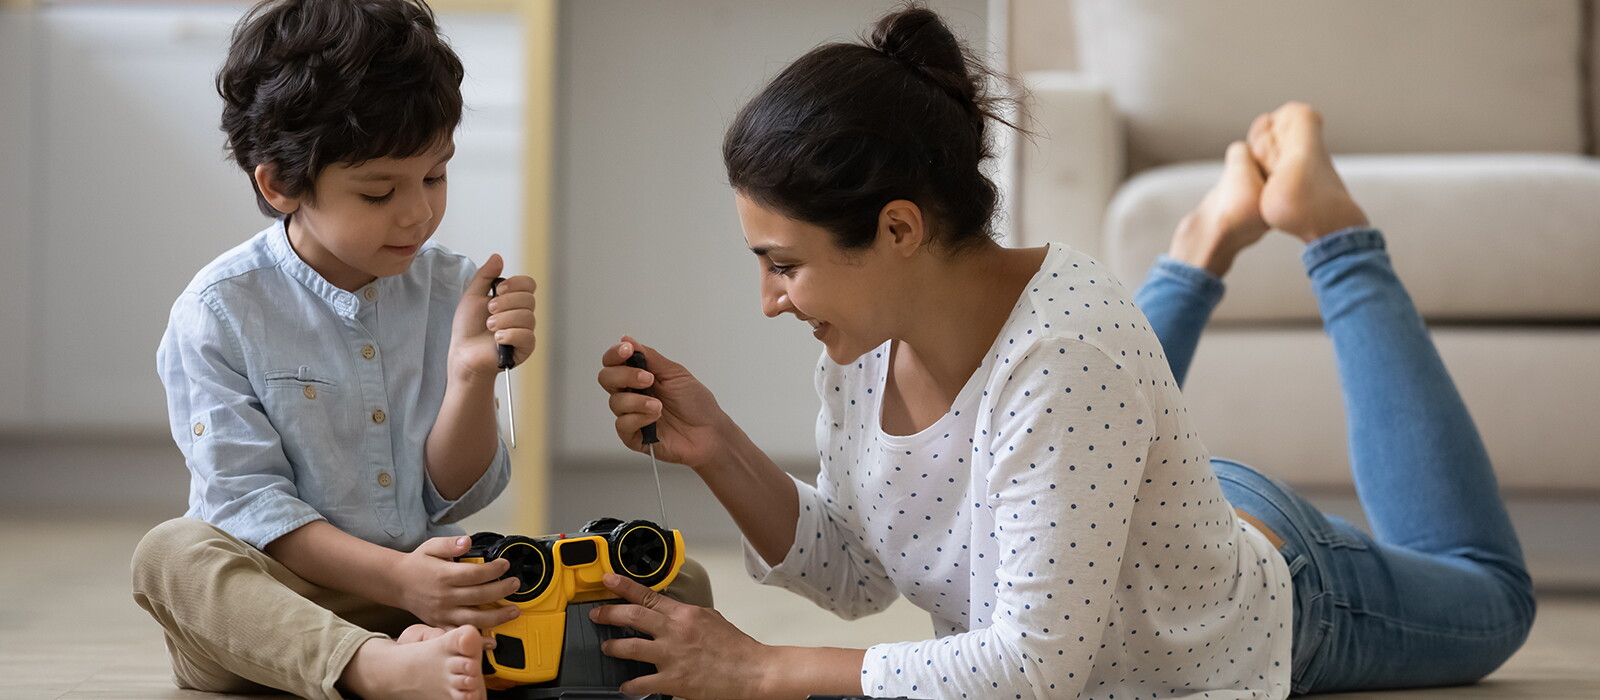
266, 216, 367, 319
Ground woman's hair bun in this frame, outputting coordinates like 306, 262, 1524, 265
868, 5, 969, 82
724, 2, 1021, 254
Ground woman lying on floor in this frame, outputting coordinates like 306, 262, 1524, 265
591, 7, 1536, 699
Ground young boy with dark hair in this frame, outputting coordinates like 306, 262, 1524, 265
132, 1, 533, 697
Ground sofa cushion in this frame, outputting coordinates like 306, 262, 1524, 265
1180, 327, 1600, 492
1103, 153, 1600, 321
1073, 0, 1588, 172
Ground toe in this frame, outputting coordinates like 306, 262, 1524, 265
1223, 141, 1263, 184
446, 625, 480, 656
1248, 112, 1271, 141
1247, 114, 1275, 165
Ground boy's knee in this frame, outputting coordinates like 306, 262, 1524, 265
131, 518, 232, 592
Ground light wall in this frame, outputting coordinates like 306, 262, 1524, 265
550, 0, 990, 471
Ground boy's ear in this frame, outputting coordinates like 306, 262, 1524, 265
877, 199, 927, 257
253, 163, 301, 215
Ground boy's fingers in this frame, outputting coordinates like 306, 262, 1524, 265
454, 576, 523, 607
450, 557, 512, 586
487, 309, 537, 332
493, 274, 536, 295
417, 535, 472, 559
462, 253, 506, 299
488, 290, 536, 315
456, 605, 518, 630
491, 328, 536, 352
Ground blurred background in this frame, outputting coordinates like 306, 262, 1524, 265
0, 0, 990, 540
4, 1, 1600, 697
3, 0, 1600, 670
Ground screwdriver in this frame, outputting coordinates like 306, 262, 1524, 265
490, 277, 516, 448
624, 351, 667, 526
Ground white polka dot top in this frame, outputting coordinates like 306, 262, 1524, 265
744, 244, 1292, 699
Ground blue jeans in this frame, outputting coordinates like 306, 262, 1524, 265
1133, 228, 1536, 694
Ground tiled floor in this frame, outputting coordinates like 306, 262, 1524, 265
2, 507, 1598, 700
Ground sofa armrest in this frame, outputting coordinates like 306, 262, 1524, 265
1013, 70, 1123, 258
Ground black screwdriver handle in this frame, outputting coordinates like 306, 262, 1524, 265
489, 277, 516, 370
623, 351, 660, 446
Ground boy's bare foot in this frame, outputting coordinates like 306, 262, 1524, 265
341, 624, 488, 700
396, 623, 446, 644
1247, 102, 1369, 243
1168, 141, 1270, 277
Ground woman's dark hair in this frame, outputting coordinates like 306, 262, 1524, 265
218, 0, 465, 218
723, 3, 1016, 253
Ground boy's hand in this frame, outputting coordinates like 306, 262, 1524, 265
394, 535, 524, 629
450, 253, 537, 385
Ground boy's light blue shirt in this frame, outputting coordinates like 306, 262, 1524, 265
157, 218, 510, 551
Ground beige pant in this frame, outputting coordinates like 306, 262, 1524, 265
131, 518, 715, 699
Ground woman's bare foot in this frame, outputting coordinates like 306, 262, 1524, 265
1168, 141, 1270, 277
341, 624, 488, 700
1247, 102, 1369, 243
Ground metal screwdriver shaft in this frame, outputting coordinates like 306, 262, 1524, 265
624, 351, 667, 526
490, 277, 516, 448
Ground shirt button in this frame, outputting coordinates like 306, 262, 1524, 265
193, 422, 205, 436
302, 385, 317, 400
371, 409, 387, 424
364, 287, 378, 302
361, 344, 376, 360
377, 472, 392, 488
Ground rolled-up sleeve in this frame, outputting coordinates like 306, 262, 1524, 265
423, 438, 511, 524
158, 292, 323, 549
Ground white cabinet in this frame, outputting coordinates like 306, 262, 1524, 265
0, 4, 523, 432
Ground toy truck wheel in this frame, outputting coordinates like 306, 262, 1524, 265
609, 520, 675, 588
491, 536, 555, 603
580, 517, 625, 535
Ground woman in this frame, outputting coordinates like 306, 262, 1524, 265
591, 8, 1535, 699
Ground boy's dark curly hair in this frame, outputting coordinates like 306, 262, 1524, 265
218, 0, 465, 218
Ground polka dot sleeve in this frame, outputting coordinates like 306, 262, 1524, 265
742, 473, 902, 620
860, 339, 1154, 699
741, 354, 902, 620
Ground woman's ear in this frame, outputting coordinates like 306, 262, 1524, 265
253, 163, 301, 215
877, 199, 927, 256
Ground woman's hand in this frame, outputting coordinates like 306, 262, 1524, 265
598, 336, 731, 471
591, 573, 769, 699
392, 535, 523, 630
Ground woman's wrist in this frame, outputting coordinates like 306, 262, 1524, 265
694, 415, 755, 475
754, 645, 867, 699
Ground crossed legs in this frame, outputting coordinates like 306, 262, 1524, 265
1136, 103, 1535, 693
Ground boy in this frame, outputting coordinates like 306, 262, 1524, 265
132, 1, 532, 698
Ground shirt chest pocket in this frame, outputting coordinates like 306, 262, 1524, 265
262, 367, 359, 462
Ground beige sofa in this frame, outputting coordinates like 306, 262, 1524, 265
1008, 0, 1600, 494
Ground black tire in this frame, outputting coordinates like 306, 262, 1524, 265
608, 520, 675, 588
491, 536, 555, 603
580, 517, 625, 535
